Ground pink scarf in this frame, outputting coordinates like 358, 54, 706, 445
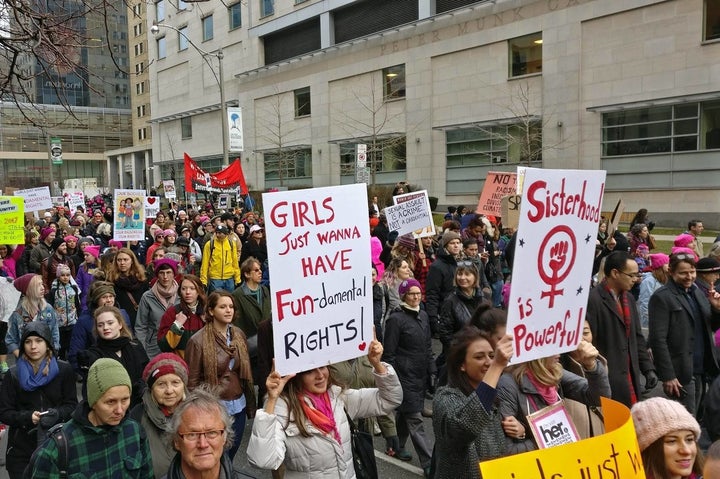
299, 391, 341, 443
526, 370, 560, 407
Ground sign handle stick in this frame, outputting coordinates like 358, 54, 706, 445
418, 238, 426, 267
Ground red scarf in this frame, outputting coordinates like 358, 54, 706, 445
603, 282, 638, 405
526, 370, 560, 407
298, 391, 341, 443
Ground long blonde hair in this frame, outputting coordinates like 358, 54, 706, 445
511, 356, 563, 386
20, 275, 47, 320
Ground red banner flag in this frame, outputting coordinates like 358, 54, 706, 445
184, 153, 247, 194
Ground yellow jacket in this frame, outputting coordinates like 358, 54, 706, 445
200, 236, 241, 285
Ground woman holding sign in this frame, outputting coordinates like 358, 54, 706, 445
247, 331, 402, 478
432, 327, 513, 479
496, 342, 610, 455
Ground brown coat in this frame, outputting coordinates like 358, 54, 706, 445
185, 325, 257, 418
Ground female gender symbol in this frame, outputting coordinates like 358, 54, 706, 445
538, 225, 577, 307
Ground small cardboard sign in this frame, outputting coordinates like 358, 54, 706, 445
477, 171, 518, 216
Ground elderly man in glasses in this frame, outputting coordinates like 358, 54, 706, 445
586, 251, 657, 408
166, 387, 242, 479
649, 252, 720, 417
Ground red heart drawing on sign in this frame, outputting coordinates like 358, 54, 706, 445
147, 197, 157, 204
358, 342, 367, 351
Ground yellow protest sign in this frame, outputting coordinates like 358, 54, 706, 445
480, 397, 644, 479
0, 196, 25, 245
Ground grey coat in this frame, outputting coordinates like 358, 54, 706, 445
432, 386, 505, 479
135, 288, 179, 360
496, 361, 611, 455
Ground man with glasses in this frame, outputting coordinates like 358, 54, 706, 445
649, 253, 720, 416
586, 251, 657, 408
167, 387, 240, 478
26, 358, 153, 477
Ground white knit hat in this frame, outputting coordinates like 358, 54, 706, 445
630, 397, 700, 451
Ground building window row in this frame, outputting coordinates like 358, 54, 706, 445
264, 148, 312, 183
340, 138, 407, 176
446, 125, 542, 167
602, 101, 720, 156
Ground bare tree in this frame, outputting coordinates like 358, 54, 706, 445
333, 72, 410, 186
474, 81, 564, 166
254, 87, 309, 187
0, 0, 131, 126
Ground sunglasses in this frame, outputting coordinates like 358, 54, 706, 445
672, 253, 695, 262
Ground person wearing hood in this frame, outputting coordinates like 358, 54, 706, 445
29, 227, 55, 274
47, 264, 81, 361
130, 353, 189, 478
0, 322, 77, 479
136, 258, 179, 360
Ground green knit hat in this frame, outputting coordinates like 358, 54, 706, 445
87, 358, 132, 407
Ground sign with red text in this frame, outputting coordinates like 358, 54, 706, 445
64, 191, 85, 213
476, 171, 518, 216
385, 190, 435, 238
263, 184, 373, 375
507, 168, 606, 363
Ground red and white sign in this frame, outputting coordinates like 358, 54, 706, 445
263, 184, 373, 375
506, 168, 606, 363
476, 171, 518, 216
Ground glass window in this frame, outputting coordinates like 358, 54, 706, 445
340, 137, 407, 176
446, 124, 542, 166
260, 0, 274, 17
705, 0, 720, 40
157, 36, 166, 59
382, 65, 405, 100
294, 87, 311, 117
202, 15, 214, 41
264, 148, 312, 182
155, 0, 165, 22
602, 104, 702, 156
178, 26, 188, 51
229, 3, 242, 30
181, 116, 192, 139
509, 32, 542, 77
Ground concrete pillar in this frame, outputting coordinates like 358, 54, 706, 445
320, 12, 334, 49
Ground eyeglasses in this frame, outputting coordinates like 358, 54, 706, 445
618, 271, 641, 279
457, 260, 477, 268
405, 292, 422, 296
177, 430, 225, 442
672, 254, 695, 262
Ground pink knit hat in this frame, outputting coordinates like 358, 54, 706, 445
648, 253, 669, 270
84, 245, 101, 260
670, 247, 697, 260
398, 278, 422, 297
674, 233, 695, 248
39, 227, 54, 241
631, 397, 700, 451
108, 240, 123, 249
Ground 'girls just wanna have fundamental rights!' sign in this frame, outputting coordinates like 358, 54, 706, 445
263, 184, 373, 376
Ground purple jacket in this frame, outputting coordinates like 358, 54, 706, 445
75, 264, 96, 313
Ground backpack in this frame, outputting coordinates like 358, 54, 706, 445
24, 423, 69, 479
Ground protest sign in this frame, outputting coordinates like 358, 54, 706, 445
607, 199, 624, 243
480, 397, 644, 479
387, 190, 435, 238
218, 194, 229, 210
506, 168, 606, 363
501, 195, 522, 230
264, 184, 373, 376
0, 197, 25, 244
64, 191, 85, 212
145, 196, 160, 218
476, 171, 518, 216
14, 186, 52, 212
113, 189, 146, 241
162, 180, 177, 199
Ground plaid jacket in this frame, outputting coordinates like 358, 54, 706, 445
26, 401, 153, 479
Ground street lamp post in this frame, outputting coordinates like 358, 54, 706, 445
150, 22, 229, 167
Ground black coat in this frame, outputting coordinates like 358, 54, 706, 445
83, 337, 149, 407
382, 305, 435, 413
425, 249, 457, 321
648, 279, 720, 384
586, 284, 654, 407
438, 288, 488, 350
0, 360, 77, 475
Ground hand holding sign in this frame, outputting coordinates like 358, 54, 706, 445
494, 334, 514, 368
575, 340, 599, 371
264, 359, 297, 414
367, 328, 387, 374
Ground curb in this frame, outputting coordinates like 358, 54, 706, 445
375, 449, 424, 476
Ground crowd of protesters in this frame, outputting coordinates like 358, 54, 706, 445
0, 192, 718, 479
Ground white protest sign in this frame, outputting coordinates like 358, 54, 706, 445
264, 184, 373, 376
145, 196, 161, 218
113, 189, 146, 241
14, 186, 52, 212
64, 191, 85, 212
386, 190, 435, 238
162, 180, 177, 199
507, 168, 606, 363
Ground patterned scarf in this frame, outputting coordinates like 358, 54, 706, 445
298, 390, 340, 443
603, 282, 638, 405
150, 279, 178, 309
202, 324, 253, 386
